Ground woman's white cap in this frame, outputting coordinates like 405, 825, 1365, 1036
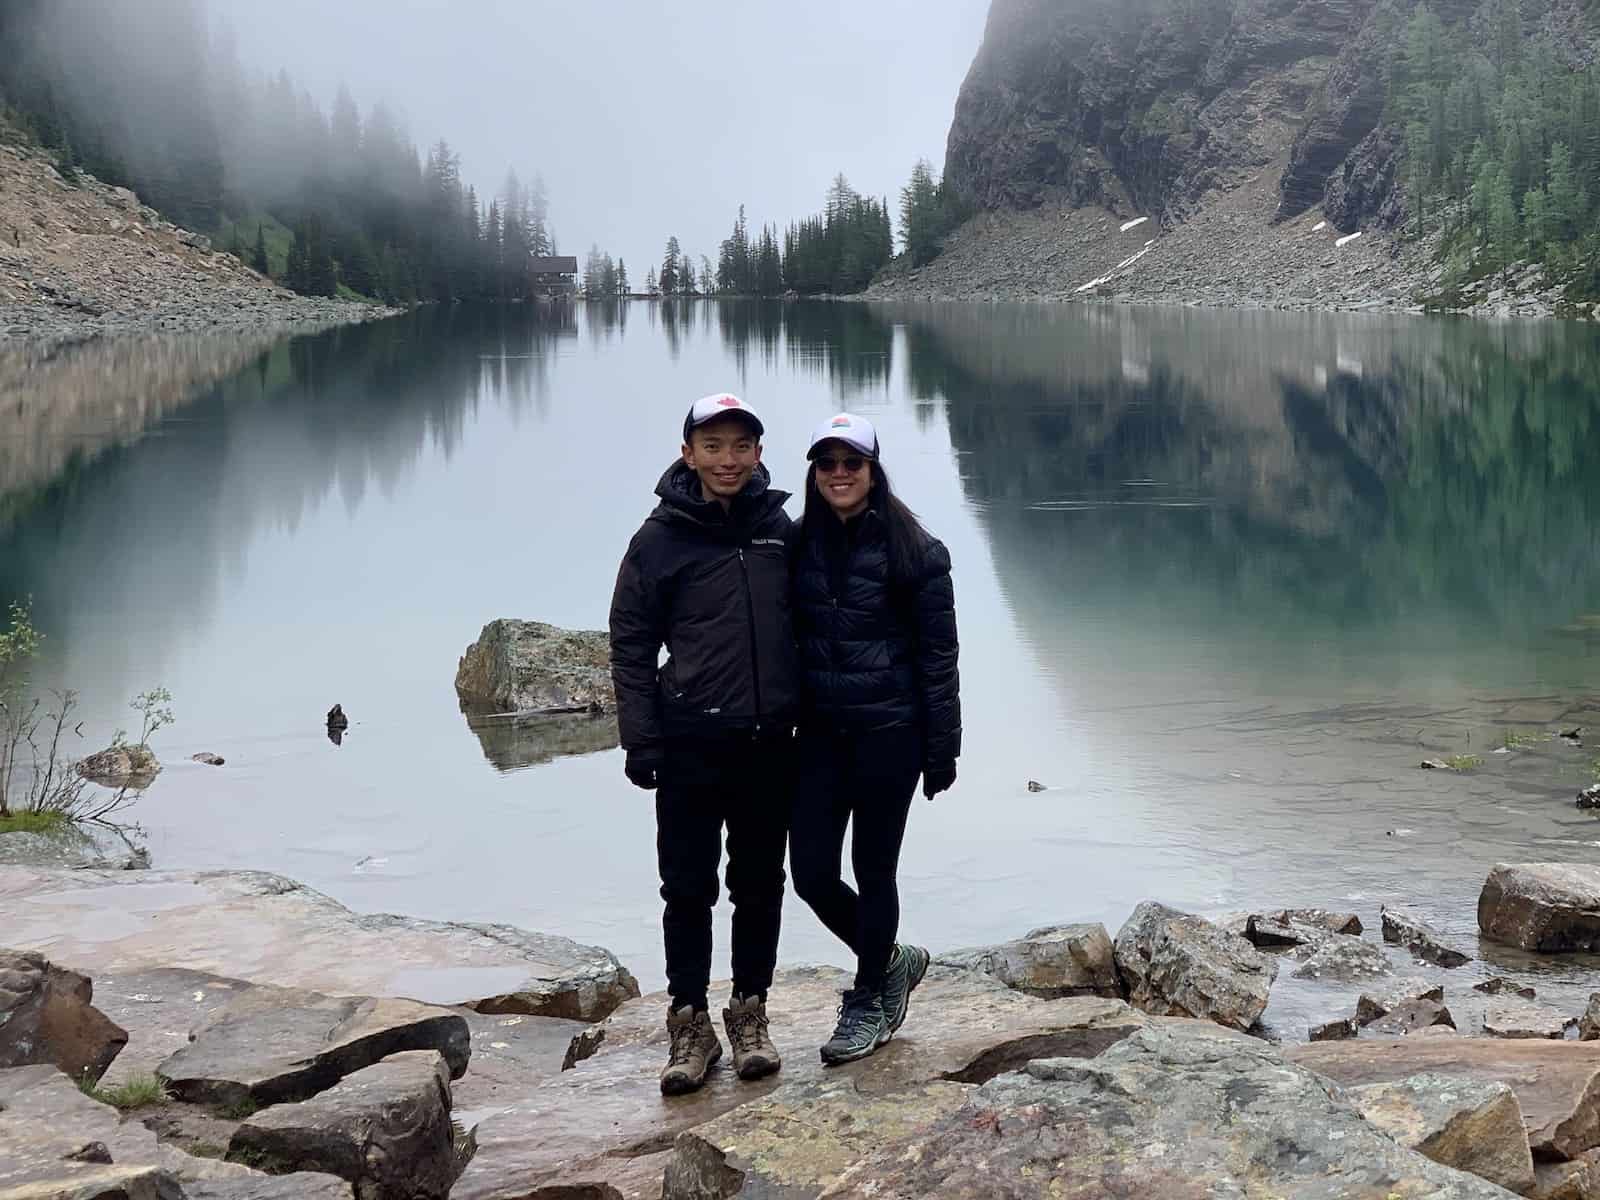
806, 412, 879, 459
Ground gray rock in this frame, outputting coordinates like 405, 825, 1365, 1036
1476, 977, 1537, 1000
1359, 978, 1447, 1025
1310, 1017, 1360, 1041
1113, 901, 1276, 1030
1290, 934, 1392, 981
0, 867, 639, 1021
0, 949, 127, 1083
1581, 994, 1600, 1043
158, 988, 468, 1109
454, 620, 613, 715
1368, 999, 1457, 1036
821, 1025, 1515, 1199
0, 828, 149, 870
1289, 1036, 1600, 1162
0, 1063, 350, 1199
1483, 999, 1577, 1040
77, 743, 161, 787
936, 922, 1123, 999
1383, 905, 1473, 968
1347, 1073, 1535, 1194
229, 1051, 462, 1200
1530, 1148, 1600, 1199
1479, 864, 1600, 953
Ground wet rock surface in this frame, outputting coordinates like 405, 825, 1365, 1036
1482, 998, 1577, 1040
1367, 998, 1458, 1037
0, 948, 127, 1083
1289, 1036, 1600, 1161
78, 744, 162, 788
1357, 978, 1446, 1025
818, 1024, 1516, 1199
1346, 1073, 1535, 1194
157, 989, 469, 1108
0, 867, 639, 1020
1289, 932, 1394, 981
0, 1063, 351, 1199
936, 922, 1122, 999
228, 1051, 463, 1200
1480, 864, 1600, 953
0, 827, 150, 870
1113, 901, 1277, 1030
1385, 905, 1474, 968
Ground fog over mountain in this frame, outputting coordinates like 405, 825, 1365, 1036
208, 0, 988, 273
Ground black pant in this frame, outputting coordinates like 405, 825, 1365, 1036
656, 732, 792, 1012
790, 725, 923, 992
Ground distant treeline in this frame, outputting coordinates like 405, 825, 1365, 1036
1392, 0, 1600, 297
607, 164, 968, 300
0, 0, 555, 304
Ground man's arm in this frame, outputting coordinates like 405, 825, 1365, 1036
609, 532, 667, 779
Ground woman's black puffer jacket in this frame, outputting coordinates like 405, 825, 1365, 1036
792, 505, 961, 767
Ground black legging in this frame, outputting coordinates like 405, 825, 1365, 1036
790, 724, 922, 992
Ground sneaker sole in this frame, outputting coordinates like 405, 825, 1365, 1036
820, 1038, 883, 1067
660, 1042, 722, 1095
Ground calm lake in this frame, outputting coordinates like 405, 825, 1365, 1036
5, 300, 1600, 1033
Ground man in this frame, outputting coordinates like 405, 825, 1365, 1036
609, 393, 799, 1095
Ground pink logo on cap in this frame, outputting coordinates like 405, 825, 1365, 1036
717, 395, 741, 408
830, 416, 851, 428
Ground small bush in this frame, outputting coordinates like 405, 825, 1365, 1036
83, 1073, 169, 1110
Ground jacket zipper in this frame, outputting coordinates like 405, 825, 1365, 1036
737, 547, 763, 732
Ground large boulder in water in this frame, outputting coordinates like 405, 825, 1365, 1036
1479, 863, 1600, 952
937, 922, 1123, 999
454, 619, 613, 715
1113, 901, 1276, 1030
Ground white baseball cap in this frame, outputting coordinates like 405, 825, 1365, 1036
683, 393, 763, 441
806, 412, 879, 459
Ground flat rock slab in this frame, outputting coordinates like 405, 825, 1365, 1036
230, 1051, 461, 1200
1114, 901, 1277, 1030
935, 922, 1122, 998
663, 1076, 971, 1199
158, 987, 469, 1108
820, 1025, 1516, 1199
0, 1064, 351, 1199
0, 948, 127, 1083
1480, 864, 1600, 953
1367, 999, 1457, 1037
1385, 905, 1473, 968
1289, 1036, 1600, 1161
451, 964, 1151, 1199
0, 867, 638, 1020
1483, 998, 1577, 1040
1348, 1073, 1535, 1194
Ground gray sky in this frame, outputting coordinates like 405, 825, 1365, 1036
208, 0, 990, 275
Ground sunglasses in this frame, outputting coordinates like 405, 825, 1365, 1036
814, 454, 868, 473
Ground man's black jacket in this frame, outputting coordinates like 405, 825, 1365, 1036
608, 460, 800, 753
791, 505, 961, 768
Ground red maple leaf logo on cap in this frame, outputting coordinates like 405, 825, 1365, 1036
717, 395, 740, 407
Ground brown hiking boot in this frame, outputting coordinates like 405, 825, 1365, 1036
660, 1004, 722, 1095
723, 994, 781, 1080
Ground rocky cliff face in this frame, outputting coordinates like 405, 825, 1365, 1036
946, 0, 1382, 222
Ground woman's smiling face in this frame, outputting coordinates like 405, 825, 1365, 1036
812, 439, 873, 519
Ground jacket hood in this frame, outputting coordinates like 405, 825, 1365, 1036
652, 459, 789, 528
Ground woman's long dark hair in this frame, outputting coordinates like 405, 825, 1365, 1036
803, 457, 931, 582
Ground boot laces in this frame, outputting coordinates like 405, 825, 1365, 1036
832, 990, 873, 1039
668, 1017, 701, 1066
729, 1006, 767, 1053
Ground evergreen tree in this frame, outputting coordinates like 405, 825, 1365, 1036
659, 236, 681, 294
616, 258, 630, 295
252, 223, 270, 275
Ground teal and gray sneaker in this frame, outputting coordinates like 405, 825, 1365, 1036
820, 986, 889, 1066
880, 943, 931, 1035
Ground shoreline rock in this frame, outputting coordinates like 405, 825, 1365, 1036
1113, 901, 1277, 1030
1479, 863, 1600, 952
0, 867, 639, 1021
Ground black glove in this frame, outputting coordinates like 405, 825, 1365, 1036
922, 761, 957, 800
624, 748, 664, 791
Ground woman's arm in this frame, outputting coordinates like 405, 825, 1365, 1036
913, 538, 961, 768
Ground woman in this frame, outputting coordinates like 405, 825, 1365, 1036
790, 411, 961, 1065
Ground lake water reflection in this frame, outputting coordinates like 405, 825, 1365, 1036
4, 301, 1599, 1033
